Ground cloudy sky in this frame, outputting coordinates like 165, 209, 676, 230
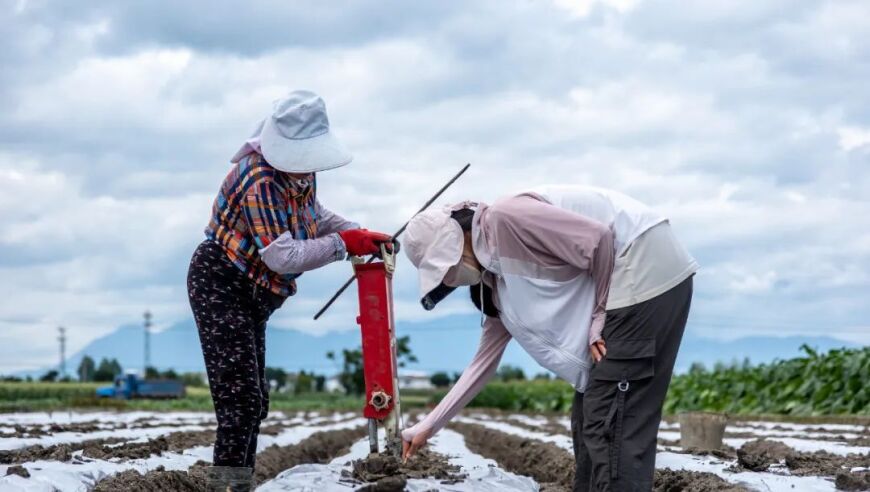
1, 0, 868, 373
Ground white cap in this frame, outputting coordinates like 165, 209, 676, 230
257, 90, 353, 173
404, 206, 465, 299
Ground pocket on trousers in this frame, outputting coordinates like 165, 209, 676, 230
592, 337, 655, 382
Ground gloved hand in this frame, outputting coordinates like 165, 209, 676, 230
338, 229, 393, 257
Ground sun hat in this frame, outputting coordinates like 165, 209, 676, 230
247, 90, 352, 173
404, 202, 477, 309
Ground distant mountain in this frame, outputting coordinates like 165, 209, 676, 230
22, 314, 859, 379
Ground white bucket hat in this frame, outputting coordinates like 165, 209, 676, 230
239, 90, 353, 173
404, 202, 477, 309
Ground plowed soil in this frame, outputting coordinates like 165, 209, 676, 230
344, 449, 466, 491
92, 462, 209, 492
452, 422, 750, 492
91, 425, 366, 490
253, 426, 366, 483
82, 429, 216, 460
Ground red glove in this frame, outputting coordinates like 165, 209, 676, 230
338, 229, 393, 257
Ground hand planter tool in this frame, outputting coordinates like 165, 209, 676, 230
313, 163, 471, 320
351, 243, 402, 455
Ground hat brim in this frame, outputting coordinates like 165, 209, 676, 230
405, 213, 464, 301
260, 116, 353, 173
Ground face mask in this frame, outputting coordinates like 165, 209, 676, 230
443, 260, 482, 287
288, 173, 314, 189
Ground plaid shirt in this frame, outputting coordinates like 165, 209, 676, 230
205, 153, 319, 297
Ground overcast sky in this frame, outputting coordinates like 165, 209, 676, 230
1, 0, 868, 372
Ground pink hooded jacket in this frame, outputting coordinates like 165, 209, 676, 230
403, 192, 615, 442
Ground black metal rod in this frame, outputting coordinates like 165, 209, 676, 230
313, 163, 471, 320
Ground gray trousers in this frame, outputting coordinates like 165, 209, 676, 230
571, 276, 693, 491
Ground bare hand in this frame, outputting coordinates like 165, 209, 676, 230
590, 339, 607, 363
402, 430, 431, 462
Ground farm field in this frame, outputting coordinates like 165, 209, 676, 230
1, 410, 868, 491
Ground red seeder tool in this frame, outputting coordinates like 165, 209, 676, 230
353, 244, 403, 455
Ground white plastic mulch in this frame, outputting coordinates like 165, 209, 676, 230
0, 414, 364, 492
457, 414, 862, 492
257, 427, 539, 491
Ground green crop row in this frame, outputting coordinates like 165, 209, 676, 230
664, 345, 870, 415
0, 382, 101, 401
430, 345, 869, 416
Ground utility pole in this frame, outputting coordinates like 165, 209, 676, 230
144, 310, 152, 376
58, 326, 66, 379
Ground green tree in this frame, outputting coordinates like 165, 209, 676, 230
39, 370, 59, 382
533, 372, 552, 381
161, 369, 179, 380
145, 366, 160, 379
77, 356, 96, 382
94, 358, 122, 382
497, 364, 526, 382
326, 335, 418, 395
265, 367, 288, 390
181, 372, 206, 387
109, 359, 122, 376
295, 370, 314, 394
430, 371, 451, 388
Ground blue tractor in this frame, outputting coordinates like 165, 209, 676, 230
96, 373, 186, 399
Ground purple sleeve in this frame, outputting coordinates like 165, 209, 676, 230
402, 317, 512, 441
316, 200, 360, 236
258, 232, 346, 274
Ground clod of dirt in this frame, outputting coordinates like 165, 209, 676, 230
92, 463, 208, 492
5, 465, 30, 478
0, 443, 74, 464
82, 429, 215, 461
347, 449, 466, 489
356, 474, 408, 492
452, 422, 574, 490
253, 426, 367, 484
654, 468, 749, 492
735, 439, 794, 471
785, 450, 870, 477
835, 471, 870, 491
681, 446, 737, 461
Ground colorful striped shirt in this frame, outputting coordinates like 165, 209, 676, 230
205, 153, 349, 296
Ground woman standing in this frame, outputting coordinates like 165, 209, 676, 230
401, 185, 697, 491
188, 90, 392, 491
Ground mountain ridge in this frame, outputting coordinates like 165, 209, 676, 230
15, 315, 859, 378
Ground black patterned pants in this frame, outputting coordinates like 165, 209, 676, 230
187, 240, 285, 468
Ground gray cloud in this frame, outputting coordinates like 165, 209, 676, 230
1, 0, 868, 371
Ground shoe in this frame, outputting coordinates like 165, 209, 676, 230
206, 466, 253, 492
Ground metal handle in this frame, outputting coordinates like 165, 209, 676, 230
313, 163, 471, 320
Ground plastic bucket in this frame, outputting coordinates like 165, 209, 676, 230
678, 412, 728, 450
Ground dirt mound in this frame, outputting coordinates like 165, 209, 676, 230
836, 471, 870, 491
455, 421, 753, 492
654, 468, 749, 492
345, 449, 466, 490
87, 424, 366, 490
82, 429, 215, 461
785, 450, 870, 476
5, 465, 30, 478
92, 462, 209, 492
0, 443, 77, 464
253, 426, 367, 484
680, 446, 737, 461
735, 439, 794, 471
452, 421, 575, 490
466, 409, 571, 437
